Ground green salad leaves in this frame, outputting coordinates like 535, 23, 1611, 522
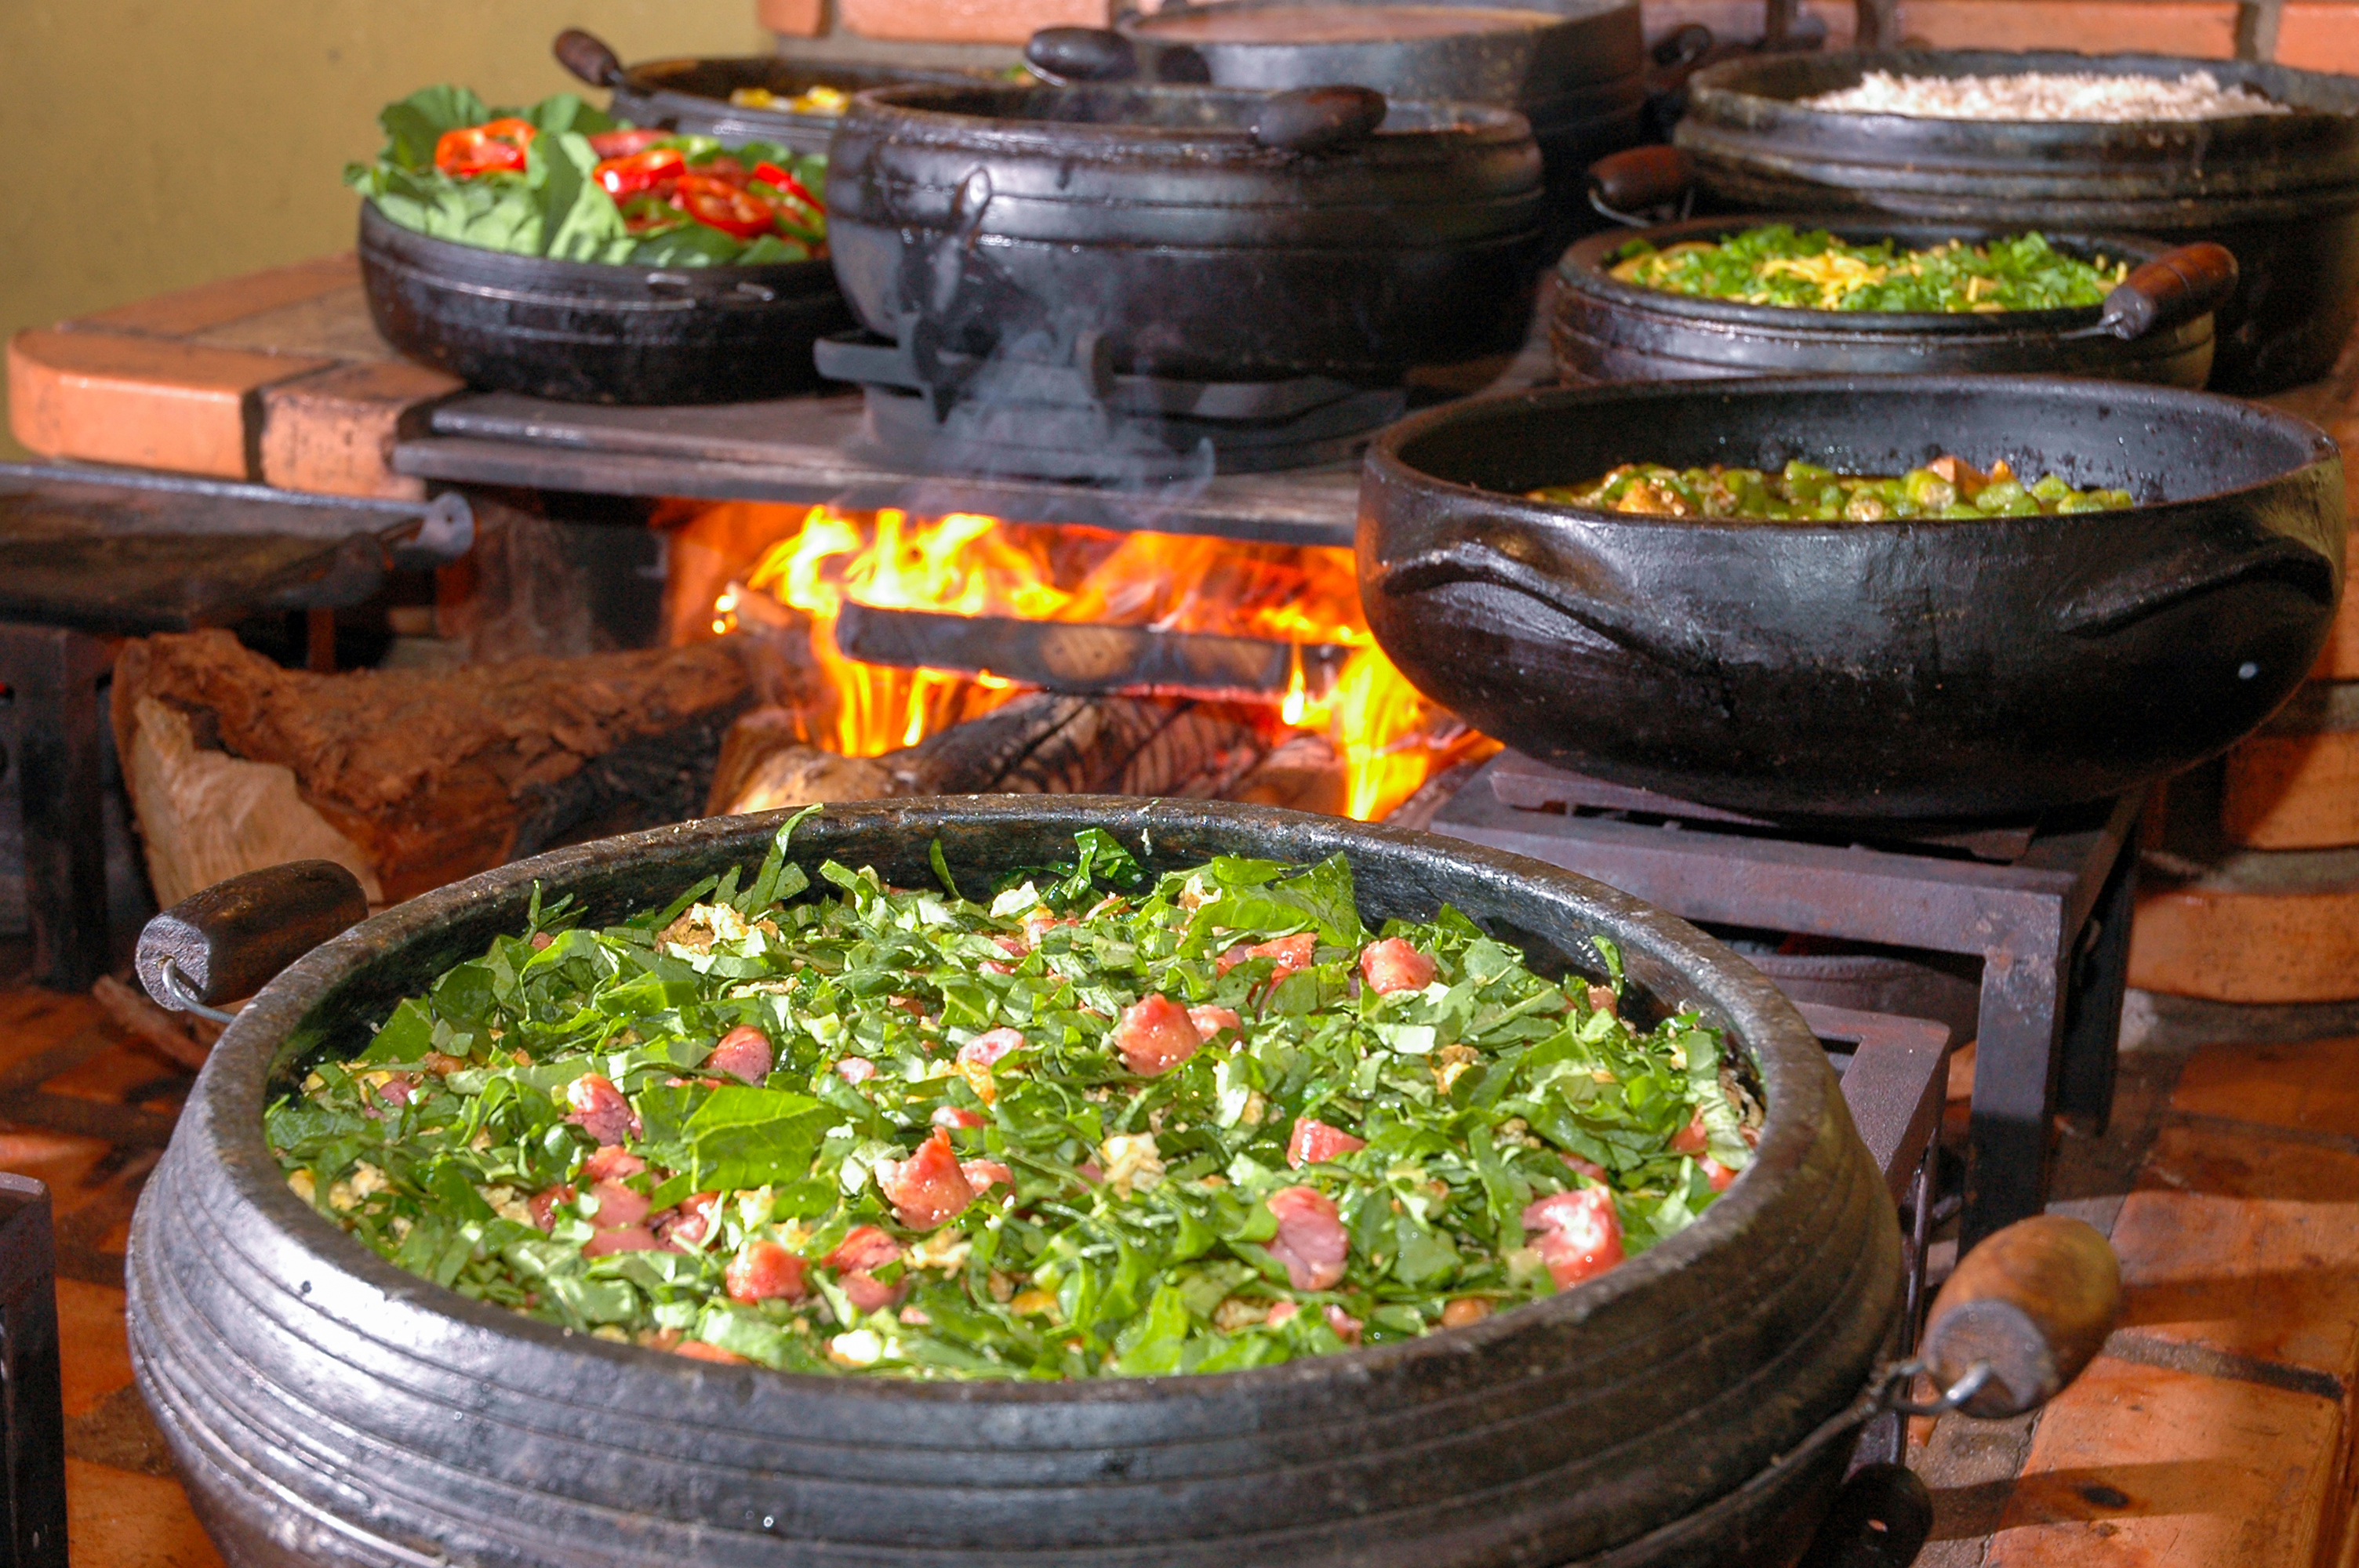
1610, 224, 2128, 313
270, 827, 1760, 1380
347, 85, 827, 267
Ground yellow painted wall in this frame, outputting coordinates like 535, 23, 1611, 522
0, 0, 762, 456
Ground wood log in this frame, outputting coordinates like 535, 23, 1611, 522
709, 691, 1342, 815
114, 629, 754, 903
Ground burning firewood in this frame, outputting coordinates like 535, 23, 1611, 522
709, 692, 1344, 815
114, 630, 754, 905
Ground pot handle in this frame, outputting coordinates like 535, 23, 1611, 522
1023, 27, 1141, 84
553, 28, 627, 90
2099, 242, 2240, 341
135, 862, 370, 1023
2052, 531, 2337, 639
1587, 146, 1696, 227
1372, 538, 1708, 669
1915, 1214, 2122, 1420
1248, 86, 1389, 154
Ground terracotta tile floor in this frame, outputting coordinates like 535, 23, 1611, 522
5, 975, 2354, 1568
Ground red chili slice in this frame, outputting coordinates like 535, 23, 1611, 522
433, 117, 537, 177
587, 127, 670, 158
595, 147, 687, 199
674, 173, 776, 238
751, 161, 822, 214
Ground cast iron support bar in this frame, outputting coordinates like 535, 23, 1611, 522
0, 626, 112, 989
0, 1175, 67, 1568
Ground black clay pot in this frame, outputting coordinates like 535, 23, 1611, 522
358, 201, 852, 405
1358, 377, 2346, 822
1670, 50, 2359, 394
823, 83, 1547, 383
555, 27, 987, 154
129, 798, 1903, 1568
1026, 1, 1646, 246
1552, 217, 2219, 387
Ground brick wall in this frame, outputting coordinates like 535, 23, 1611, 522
755, 0, 2359, 74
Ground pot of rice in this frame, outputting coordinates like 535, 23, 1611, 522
1669, 49, 2359, 394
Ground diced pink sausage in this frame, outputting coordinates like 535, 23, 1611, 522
1286, 1116, 1366, 1169
1359, 938, 1437, 994
836, 1057, 877, 1083
582, 1225, 661, 1258
581, 1145, 645, 1184
1522, 1187, 1625, 1290
565, 1074, 639, 1145
674, 1339, 749, 1364
588, 1178, 650, 1229
960, 1158, 1013, 1192
1264, 1300, 1299, 1327
1187, 1004, 1242, 1040
826, 1226, 902, 1272
1703, 1158, 1738, 1192
707, 1025, 774, 1085
1217, 932, 1318, 978
1264, 1185, 1349, 1290
1559, 1150, 1608, 1183
725, 1240, 808, 1303
932, 1105, 984, 1130
957, 1028, 1026, 1069
528, 1184, 574, 1231
1325, 1305, 1364, 1344
1113, 994, 1201, 1076
1670, 1109, 1711, 1157
660, 1191, 722, 1249
874, 1129, 975, 1230
377, 1078, 413, 1107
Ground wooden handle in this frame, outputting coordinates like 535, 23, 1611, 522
552, 28, 627, 89
1588, 146, 1696, 214
1922, 1214, 2121, 1418
135, 862, 370, 1011
1248, 86, 1389, 154
2100, 241, 2239, 341
1024, 27, 1140, 84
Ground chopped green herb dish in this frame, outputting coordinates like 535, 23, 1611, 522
1608, 226, 2126, 313
348, 85, 827, 267
269, 822, 1760, 1379
1531, 456, 2135, 520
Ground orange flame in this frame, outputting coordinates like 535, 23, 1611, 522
689, 502, 1488, 819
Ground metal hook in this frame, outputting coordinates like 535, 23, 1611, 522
1885, 1359, 1997, 1417
153, 960, 240, 1026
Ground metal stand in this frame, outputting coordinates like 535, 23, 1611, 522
0, 628, 111, 990
1434, 753, 2141, 1248
0, 1175, 67, 1568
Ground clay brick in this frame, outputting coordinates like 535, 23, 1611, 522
2172, 1036, 2359, 1139
837, 0, 1110, 44
66, 1457, 226, 1568
258, 360, 463, 499
79, 254, 358, 339
758, 0, 827, 35
2111, 1122, 2359, 1383
2279, 4, 2359, 74
2128, 863, 2359, 1004
1984, 1354, 2344, 1567
1892, 0, 2237, 56
2223, 685, 2359, 849
7, 328, 333, 481
2318, 576, 2359, 683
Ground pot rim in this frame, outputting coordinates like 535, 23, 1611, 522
194, 796, 1843, 1408
842, 79, 1536, 154
1556, 216, 2192, 337
357, 198, 838, 288
1688, 47, 2359, 132
1122, 0, 1624, 43
1366, 374, 2341, 532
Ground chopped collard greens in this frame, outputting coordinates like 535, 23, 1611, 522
1608, 225, 2126, 314
270, 821, 1761, 1379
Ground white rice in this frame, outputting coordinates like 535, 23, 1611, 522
1801, 69, 2289, 122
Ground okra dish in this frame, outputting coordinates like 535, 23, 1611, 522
1531, 456, 2136, 521
269, 821, 1760, 1380
1607, 225, 2126, 314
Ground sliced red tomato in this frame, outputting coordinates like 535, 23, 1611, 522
587, 127, 670, 158
674, 173, 776, 238
751, 162, 822, 214
434, 117, 536, 177
595, 147, 687, 199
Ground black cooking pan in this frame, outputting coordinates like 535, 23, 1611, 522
824, 82, 1546, 383
1358, 376, 2344, 822
1553, 191, 2234, 387
124, 802, 2115, 1567
553, 27, 986, 154
358, 201, 852, 404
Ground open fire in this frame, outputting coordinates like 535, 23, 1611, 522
674, 502, 1490, 819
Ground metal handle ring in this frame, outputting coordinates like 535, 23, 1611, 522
155, 960, 241, 1026
1885, 1359, 1997, 1417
